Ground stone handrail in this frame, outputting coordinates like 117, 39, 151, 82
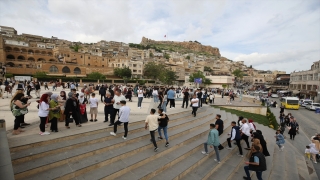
0, 120, 15, 180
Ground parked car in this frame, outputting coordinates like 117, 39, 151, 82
301, 100, 313, 107
271, 94, 279, 98
306, 103, 320, 110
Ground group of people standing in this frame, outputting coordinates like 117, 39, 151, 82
202, 114, 270, 180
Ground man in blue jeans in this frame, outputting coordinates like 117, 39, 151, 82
243, 145, 267, 180
157, 108, 169, 147
167, 87, 175, 108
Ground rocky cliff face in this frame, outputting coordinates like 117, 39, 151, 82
140, 37, 221, 57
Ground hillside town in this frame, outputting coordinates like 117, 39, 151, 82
0, 1, 320, 179
0, 25, 319, 103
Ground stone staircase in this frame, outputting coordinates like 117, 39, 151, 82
9, 107, 316, 180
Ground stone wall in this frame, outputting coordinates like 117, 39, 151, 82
219, 106, 267, 116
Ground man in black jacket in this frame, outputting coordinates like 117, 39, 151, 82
35, 82, 41, 98
99, 85, 106, 102
243, 145, 266, 180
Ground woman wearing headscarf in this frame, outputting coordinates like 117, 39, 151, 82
253, 130, 270, 156
49, 94, 61, 132
38, 94, 58, 135
78, 92, 88, 123
59, 91, 66, 122
64, 92, 82, 128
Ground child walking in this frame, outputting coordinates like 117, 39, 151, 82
305, 146, 311, 160
275, 130, 285, 151
89, 93, 99, 122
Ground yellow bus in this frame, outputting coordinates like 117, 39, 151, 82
280, 97, 300, 110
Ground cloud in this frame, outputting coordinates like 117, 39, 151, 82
0, 0, 319, 73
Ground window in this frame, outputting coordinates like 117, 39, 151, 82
49, 65, 59, 73
88, 64, 90, 66
74, 67, 81, 74
102, 65, 104, 67
81, 56, 83, 58
88, 57, 90, 59
62, 66, 70, 73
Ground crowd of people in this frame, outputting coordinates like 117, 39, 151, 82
202, 114, 270, 180
7, 80, 319, 179
277, 108, 320, 164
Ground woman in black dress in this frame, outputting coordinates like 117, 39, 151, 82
254, 130, 270, 157
78, 92, 88, 123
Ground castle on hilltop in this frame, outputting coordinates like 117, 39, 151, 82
140, 37, 221, 57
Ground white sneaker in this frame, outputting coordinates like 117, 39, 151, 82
201, 151, 209, 155
110, 132, 116, 136
41, 131, 50, 135
237, 153, 243, 157
227, 147, 232, 150
122, 136, 127, 140
281, 146, 284, 151
139, 107, 141, 109
214, 159, 221, 163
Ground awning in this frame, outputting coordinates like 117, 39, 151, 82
66, 75, 87, 77
292, 90, 300, 94
47, 74, 65, 76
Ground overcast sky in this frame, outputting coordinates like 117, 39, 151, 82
1, 0, 319, 73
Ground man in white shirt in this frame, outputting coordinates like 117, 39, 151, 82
137, 87, 144, 108
240, 118, 251, 150
145, 108, 159, 152
191, 94, 199, 117
110, 89, 126, 126
110, 100, 130, 139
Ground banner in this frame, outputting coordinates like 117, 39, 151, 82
194, 78, 202, 84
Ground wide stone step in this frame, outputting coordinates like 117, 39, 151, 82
56, 115, 215, 180
18, 111, 214, 180
219, 109, 227, 121
10, 108, 198, 152
152, 126, 231, 180
116, 117, 232, 180
11, 109, 208, 165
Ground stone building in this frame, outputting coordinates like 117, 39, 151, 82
289, 60, 320, 102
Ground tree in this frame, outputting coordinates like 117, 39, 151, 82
4, 73, 13, 78
189, 71, 205, 83
222, 84, 227, 89
70, 44, 82, 52
164, 53, 170, 60
143, 62, 165, 79
249, 65, 252, 68
114, 66, 132, 78
149, 52, 154, 58
186, 55, 190, 60
87, 72, 106, 80
33, 71, 47, 78
204, 66, 213, 72
159, 69, 178, 85
232, 69, 244, 82
203, 78, 212, 86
